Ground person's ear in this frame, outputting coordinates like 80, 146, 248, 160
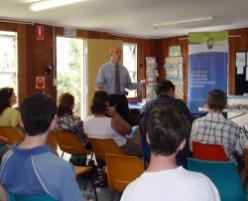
177, 139, 186, 152
49, 118, 57, 130
146, 133, 150, 145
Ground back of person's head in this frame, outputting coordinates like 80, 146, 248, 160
147, 105, 191, 156
57, 93, 74, 116
207, 89, 226, 111
156, 80, 175, 96
20, 93, 56, 136
0, 87, 14, 114
91, 91, 109, 114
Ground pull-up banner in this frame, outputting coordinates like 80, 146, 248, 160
188, 32, 228, 112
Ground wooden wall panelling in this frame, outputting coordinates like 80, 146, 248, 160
228, 28, 248, 95
25, 24, 55, 97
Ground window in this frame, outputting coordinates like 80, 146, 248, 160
56, 37, 87, 119
0, 31, 18, 95
123, 43, 138, 98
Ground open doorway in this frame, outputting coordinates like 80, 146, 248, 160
56, 37, 87, 119
123, 43, 138, 98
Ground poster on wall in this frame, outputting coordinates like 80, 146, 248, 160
164, 56, 184, 99
188, 31, 228, 112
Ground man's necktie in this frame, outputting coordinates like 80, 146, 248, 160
115, 64, 121, 94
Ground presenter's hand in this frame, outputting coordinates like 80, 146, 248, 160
106, 106, 118, 117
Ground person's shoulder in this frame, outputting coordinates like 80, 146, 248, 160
225, 118, 239, 129
121, 176, 144, 200
84, 115, 95, 123
3, 107, 19, 115
33, 152, 73, 172
193, 114, 208, 123
101, 62, 111, 69
141, 99, 157, 112
180, 168, 220, 200
179, 167, 214, 186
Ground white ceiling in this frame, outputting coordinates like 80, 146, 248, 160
0, 0, 248, 39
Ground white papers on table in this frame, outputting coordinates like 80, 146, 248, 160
246, 67, 248, 81
236, 52, 246, 75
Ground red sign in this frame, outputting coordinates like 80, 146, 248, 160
35, 25, 45, 41
35, 76, 45, 89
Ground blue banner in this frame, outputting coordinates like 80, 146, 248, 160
188, 32, 228, 112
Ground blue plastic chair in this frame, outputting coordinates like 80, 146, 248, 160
8, 192, 58, 201
187, 158, 245, 201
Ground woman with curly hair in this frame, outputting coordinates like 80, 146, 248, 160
56, 93, 91, 150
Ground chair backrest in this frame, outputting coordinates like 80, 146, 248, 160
52, 131, 90, 155
90, 138, 124, 160
187, 158, 245, 201
192, 141, 228, 161
0, 126, 24, 145
244, 148, 248, 172
8, 192, 58, 201
105, 154, 144, 192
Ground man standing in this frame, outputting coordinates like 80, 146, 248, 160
95, 46, 144, 123
121, 106, 220, 201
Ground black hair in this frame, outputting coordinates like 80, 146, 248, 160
0, 87, 14, 115
91, 91, 109, 114
147, 105, 191, 156
156, 80, 175, 95
207, 89, 226, 110
20, 93, 56, 136
57, 93, 74, 116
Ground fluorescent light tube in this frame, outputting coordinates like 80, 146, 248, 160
153, 16, 214, 29
30, 0, 82, 12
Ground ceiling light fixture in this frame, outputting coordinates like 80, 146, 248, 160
30, 0, 83, 12
153, 16, 214, 29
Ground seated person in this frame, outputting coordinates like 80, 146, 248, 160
0, 93, 84, 201
56, 93, 91, 149
121, 106, 220, 201
139, 80, 191, 164
0, 87, 21, 160
84, 90, 142, 156
190, 89, 240, 160
0, 87, 20, 127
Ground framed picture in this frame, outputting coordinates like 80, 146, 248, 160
169, 46, 181, 57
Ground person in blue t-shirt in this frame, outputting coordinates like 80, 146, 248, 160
0, 93, 84, 201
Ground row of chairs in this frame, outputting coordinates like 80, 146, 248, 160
0, 126, 144, 201
52, 131, 145, 201
191, 141, 247, 201
1, 126, 247, 201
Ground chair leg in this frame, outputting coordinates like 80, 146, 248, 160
83, 172, 90, 190
117, 192, 122, 201
61, 151, 64, 159
93, 183, 98, 201
110, 191, 115, 201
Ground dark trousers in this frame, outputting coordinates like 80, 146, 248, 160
109, 95, 130, 123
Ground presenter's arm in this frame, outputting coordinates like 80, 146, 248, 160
108, 107, 132, 135
95, 66, 105, 91
125, 68, 144, 90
